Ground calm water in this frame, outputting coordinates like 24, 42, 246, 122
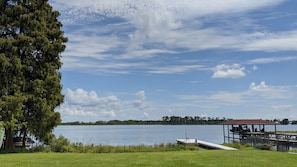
53, 125, 297, 146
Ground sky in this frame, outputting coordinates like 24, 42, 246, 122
48, 0, 297, 122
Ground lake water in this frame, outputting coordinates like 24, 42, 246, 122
53, 125, 297, 146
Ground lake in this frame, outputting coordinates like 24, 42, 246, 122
53, 125, 297, 146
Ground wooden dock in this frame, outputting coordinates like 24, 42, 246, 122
222, 120, 297, 151
176, 139, 238, 151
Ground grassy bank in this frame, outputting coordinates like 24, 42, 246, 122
0, 150, 297, 167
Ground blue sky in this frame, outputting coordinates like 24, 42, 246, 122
49, 0, 297, 122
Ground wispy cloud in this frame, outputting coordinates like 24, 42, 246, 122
179, 81, 292, 104
51, 0, 285, 22
247, 56, 297, 64
149, 65, 205, 74
248, 81, 288, 99
48, 0, 297, 121
242, 31, 297, 52
48, 0, 297, 75
271, 104, 293, 110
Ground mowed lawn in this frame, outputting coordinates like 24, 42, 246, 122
1, 150, 296, 167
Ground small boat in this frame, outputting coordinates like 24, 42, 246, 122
177, 138, 238, 150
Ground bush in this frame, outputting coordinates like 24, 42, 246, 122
222, 142, 254, 150
254, 144, 271, 150
49, 135, 73, 152
223, 142, 242, 149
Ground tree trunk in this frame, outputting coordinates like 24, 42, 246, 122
4, 127, 14, 150
22, 129, 27, 148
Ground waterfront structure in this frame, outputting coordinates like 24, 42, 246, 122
222, 119, 297, 151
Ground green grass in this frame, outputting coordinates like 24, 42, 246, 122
0, 150, 297, 167
277, 131, 297, 134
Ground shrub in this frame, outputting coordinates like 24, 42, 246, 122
26, 135, 200, 153
49, 135, 73, 152
254, 144, 271, 150
222, 142, 254, 150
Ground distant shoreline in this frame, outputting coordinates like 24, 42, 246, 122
60, 117, 296, 126
59, 121, 226, 126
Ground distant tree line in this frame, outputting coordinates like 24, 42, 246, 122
60, 116, 230, 125
161, 116, 228, 125
62, 120, 163, 126
60, 117, 297, 126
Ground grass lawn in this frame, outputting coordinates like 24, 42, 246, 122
0, 150, 296, 167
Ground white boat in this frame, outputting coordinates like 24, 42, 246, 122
176, 138, 238, 150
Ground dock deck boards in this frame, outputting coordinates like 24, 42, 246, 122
176, 139, 238, 150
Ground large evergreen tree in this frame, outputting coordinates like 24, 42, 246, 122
0, 0, 67, 149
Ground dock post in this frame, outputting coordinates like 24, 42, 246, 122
223, 125, 225, 143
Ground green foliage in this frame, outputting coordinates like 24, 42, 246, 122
223, 142, 254, 150
0, 0, 67, 149
48, 136, 73, 153
0, 120, 3, 128
254, 144, 271, 150
223, 142, 273, 150
45, 142, 197, 153
27, 136, 272, 153
21, 135, 199, 153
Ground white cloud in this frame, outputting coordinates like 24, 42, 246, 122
149, 65, 205, 74
248, 81, 288, 99
48, 0, 297, 75
212, 64, 246, 79
63, 31, 122, 59
247, 56, 297, 64
58, 88, 122, 122
176, 82, 297, 119
249, 81, 268, 91
45, 0, 297, 121
50, 0, 285, 22
128, 10, 182, 50
132, 91, 152, 113
62, 107, 98, 117
57, 89, 154, 122
180, 81, 292, 105
65, 88, 100, 106
136, 91, 146, 101
243, 31, 297, 51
